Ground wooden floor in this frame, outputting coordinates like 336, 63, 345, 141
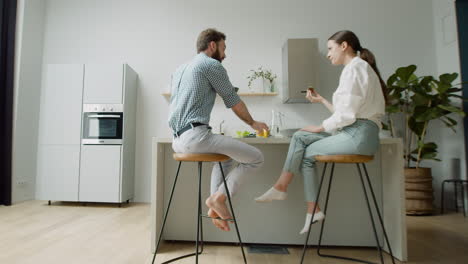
0, 200, 467, 264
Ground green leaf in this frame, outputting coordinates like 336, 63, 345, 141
386, 74, 397, 87
420, 76, 434, 87
448, 94, 468, 100
416, 141, 437, 150
408, 117, 425, 136
421, 152, 438, 160
437, 105, 465, 116
408, 74, 419, 83
444, 116, 458, 126
436, 82, 451, 94
447, 88, 462, 93
423, 142, 437, 150
414, 106, 442, 122
396, 65, 417, 83
439, 73, 458, 84
417, 140, 425, 148
411, 93, 430, 106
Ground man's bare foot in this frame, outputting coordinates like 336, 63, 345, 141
207, 208, 230, 231
205, 193, 233, 221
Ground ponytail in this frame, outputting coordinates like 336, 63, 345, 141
359, 48, 388, 104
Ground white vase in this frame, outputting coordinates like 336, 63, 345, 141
249, 78, 264, 93
263, 78, 274, 93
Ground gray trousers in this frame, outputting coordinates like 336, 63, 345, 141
172, 125, 264, 196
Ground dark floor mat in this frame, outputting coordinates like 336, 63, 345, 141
247, 244, 290, 254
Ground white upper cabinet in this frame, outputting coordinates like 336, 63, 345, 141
38, 64, 84, 145
83, 64, 124, 104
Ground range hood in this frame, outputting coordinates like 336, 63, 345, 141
282, 38, 319, 103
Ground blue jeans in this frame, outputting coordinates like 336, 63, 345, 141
283, 119, 380, 202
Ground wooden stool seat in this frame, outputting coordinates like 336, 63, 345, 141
315, 154, 374, 163
173, 153, 230, 162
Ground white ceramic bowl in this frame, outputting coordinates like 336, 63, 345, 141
279, 128, 300, 138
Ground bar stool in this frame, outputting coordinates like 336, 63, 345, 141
300, 155, 396, 264
441, 179, 467, 217
151, 153, 247, 264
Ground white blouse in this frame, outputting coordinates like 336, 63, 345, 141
322, 56, 385, 133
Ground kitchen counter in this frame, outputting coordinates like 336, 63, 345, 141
151, 136, 407, 261
154, 136, 402, 145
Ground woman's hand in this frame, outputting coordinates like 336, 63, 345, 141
306, 89, 323, 103
300, 125, 325, 133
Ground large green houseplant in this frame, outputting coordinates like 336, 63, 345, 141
384, 65, 466, 215
385, 65, 465, 168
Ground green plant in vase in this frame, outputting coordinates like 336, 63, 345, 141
384, 64, 466, 215
247, 66, 277, 93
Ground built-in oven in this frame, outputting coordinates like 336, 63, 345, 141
82, 104, 124, 145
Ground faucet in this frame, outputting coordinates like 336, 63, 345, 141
219, 120, 225, 135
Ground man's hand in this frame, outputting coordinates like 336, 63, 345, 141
251, 121, 269, 133
300, 125, 324, 133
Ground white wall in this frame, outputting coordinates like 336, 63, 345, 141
38, 0, 437, 202
12, 0, 46, 203
430, 0, 466, 212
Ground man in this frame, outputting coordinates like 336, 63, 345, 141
169, 28, 269, 231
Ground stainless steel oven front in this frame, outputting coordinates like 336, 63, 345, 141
82, 104, 124, 145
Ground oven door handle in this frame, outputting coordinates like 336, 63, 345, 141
87, 114, 121, 118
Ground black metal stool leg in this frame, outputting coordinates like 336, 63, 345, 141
455, 181, 459, 212
357, 164, 384, 264
218, 162, 247, 264
461, 182, 466, 217
361, 163, 396, 264
300, 162, 329, 264
152, 162, 183, 264
317, 163, 336, 257
198, 163, 204, 253
195, 162, 203, 263
441, 180, 446, 214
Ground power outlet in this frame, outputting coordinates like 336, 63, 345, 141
16, 179, 28, 186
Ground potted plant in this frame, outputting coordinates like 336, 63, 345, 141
246, 66, 277, 93
384, 65, 466, 215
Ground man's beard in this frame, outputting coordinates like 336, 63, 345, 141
212, 48, 223, 62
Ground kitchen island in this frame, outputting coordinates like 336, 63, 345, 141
151, 136, 407, 261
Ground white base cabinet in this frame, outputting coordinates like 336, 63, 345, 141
36, 145, 80, 201
79, 145, 122, 203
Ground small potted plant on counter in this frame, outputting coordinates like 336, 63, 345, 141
384, 64, 466, 215
246, 66, 277, 93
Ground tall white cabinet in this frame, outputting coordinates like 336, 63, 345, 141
36, 65, 84, 201
36, 64, 137, 204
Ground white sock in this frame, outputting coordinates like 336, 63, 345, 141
254, 187, 287, 202
299, 211, 325, 235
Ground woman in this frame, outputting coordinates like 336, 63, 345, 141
255, 30, 387, 234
